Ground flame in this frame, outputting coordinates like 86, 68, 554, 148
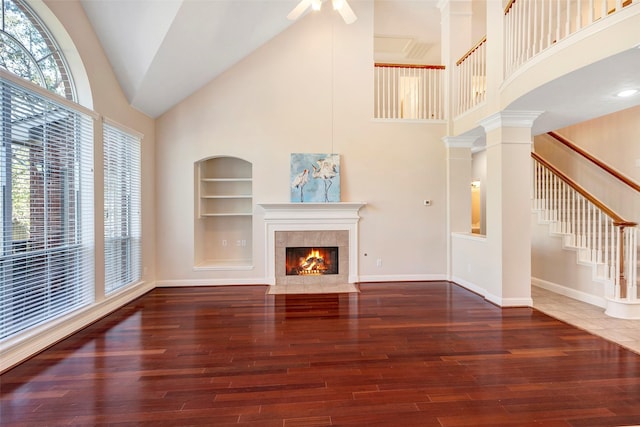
299, 249, 326, 274
286, 247, 336, 276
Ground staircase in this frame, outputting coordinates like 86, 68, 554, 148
532, 153, 639, 319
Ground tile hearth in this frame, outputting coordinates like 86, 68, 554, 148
267, 283, 359, 295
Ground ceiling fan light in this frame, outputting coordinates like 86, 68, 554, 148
332, 0, 345, 10
617, 89, 638, 98
311, 0, 322, 11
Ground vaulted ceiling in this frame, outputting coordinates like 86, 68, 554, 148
79, 0, 639, 131
80, 0, 441, 118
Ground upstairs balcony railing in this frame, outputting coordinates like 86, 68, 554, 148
455, 36, 487, 117
373, 63, 445, 121
504, 0, 634, 77
453, 0, 634, 116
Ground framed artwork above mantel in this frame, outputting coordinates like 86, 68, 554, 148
290, 153, 340, 203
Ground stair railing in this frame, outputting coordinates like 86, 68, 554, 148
547, 132, 640, 193
532, 152, 637, 301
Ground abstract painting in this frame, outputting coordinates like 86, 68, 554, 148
290, 153, 340, 203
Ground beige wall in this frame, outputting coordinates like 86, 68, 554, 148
557, 106, 640, 183
534, 106, 640, 223
155, 4, 449, 284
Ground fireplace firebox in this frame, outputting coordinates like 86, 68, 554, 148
286, 247, 338, 276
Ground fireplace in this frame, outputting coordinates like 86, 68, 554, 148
286, 246, 339, 276
275, 230, 347, 285
258, 202, 366, 287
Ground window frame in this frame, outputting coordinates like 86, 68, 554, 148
0, 71, 95, 341
103, 119, 142, 295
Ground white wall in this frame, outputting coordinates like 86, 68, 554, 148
155, 3, 449, 285
451, 232, 493, 296
531, 214, 607, 308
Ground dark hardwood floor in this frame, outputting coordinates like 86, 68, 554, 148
3, 282, 640, 426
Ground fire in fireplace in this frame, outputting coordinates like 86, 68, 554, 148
286, 246, 339, 276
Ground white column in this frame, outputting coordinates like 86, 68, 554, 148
438, 0, 473, 131
479, 111, 542, 306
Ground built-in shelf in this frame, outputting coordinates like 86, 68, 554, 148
195, 156, 253, 269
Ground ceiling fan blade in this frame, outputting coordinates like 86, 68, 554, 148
336, 0, 357, 24
287, 0, 312, 20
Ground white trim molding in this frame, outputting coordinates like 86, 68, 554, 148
258, 202, 366, 285
478, 110, 544, 132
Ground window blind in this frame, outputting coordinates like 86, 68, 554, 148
103, 121, 141, 294
0, 77, 94, 340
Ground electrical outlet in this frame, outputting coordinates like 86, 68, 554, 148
376, 258, 382, 267
222, 239, 227, 247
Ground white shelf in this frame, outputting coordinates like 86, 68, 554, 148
195, 157, 253, 267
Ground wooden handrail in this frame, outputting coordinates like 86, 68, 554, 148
374, 63, 445, 70
532, 152, 637, 227
504, 0, 516, 15
455, 36, 487, 66
608, 0, 633, 15
547, 132, 640, 193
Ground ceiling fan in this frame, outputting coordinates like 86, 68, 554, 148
287, 0, 357, 24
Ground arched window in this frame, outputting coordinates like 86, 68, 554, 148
1, 0, 93, 342
0, 0, 75, 100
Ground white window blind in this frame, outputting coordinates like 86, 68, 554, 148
103, 121, 141, 294
0, 76, 94, 341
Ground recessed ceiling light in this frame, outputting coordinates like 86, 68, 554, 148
617, 89, 638, 97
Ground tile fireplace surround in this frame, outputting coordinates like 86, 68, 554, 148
258, 202, 366, 287
276, 230, 347, 285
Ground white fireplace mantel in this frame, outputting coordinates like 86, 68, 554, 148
258, 202, 366, 285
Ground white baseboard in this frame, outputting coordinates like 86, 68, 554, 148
358, 274, 448, 283
451, 276, 532, 307
531, 277, 606, 308
485, 293, 533, 307
157, 275, 450, 288
450, 275, 487, 297
155, 278, 268, 287
1, 281, 155, 373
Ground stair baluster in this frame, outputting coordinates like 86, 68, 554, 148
532, 153, 637, 305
